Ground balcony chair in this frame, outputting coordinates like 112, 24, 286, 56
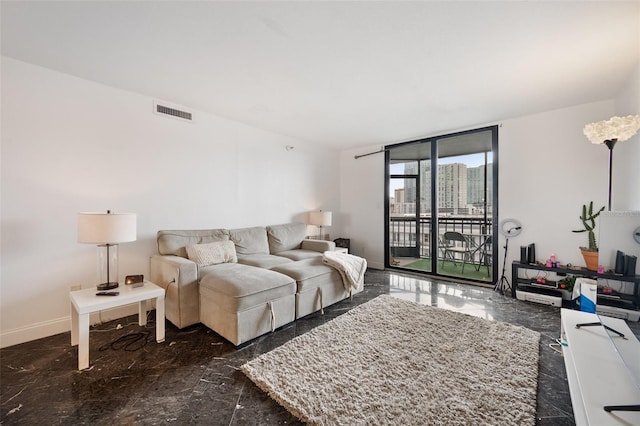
441, 231, 474, 273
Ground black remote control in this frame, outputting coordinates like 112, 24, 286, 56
96, 291, 119, 296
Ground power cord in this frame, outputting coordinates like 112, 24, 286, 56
94, 311, 156, 352
548, 337, 567, 354
90, 311, 155, 332
99, 331, 151, 352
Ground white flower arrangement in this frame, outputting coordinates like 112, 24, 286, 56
583, 114, 640, 144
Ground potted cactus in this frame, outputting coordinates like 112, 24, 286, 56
572, 201, 605, 271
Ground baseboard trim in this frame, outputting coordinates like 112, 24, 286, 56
0, 316, 70, 349
0, 305, 139, 348
368, 261, 384, 270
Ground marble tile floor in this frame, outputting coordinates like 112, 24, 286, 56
2, 269, 639, 425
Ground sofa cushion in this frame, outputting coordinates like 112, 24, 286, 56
186, 240, 237, 267
267, 222, 307, 253
301, 239, 335, 252
229, 227, 270, 255
199, 263, 295, 312
272, 257, 340, 293
157, 229, 229, 258
237, 253, 293, 269
275, 249, 323, 261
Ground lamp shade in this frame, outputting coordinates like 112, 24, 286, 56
583, 115, 640, 144
309, 211, 332, 227
78, 212, 137, 244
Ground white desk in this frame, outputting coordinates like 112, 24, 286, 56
561, 308, 640, 425
70, 281, 165, 370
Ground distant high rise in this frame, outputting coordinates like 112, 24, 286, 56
403, 162, 431, 213
438, 163, 467, 211
398, 160, 491, 215
467, 165, 492, 206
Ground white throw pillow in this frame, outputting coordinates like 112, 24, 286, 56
186, 241, 237, 266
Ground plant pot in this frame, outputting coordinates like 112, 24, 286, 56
580, 248, 599, 271
560, 289, 573, 300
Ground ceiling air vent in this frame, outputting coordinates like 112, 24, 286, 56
153, 101, 193, 122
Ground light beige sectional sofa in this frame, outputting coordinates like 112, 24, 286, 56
149, 222, 364, 345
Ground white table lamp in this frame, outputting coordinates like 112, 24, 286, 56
78, 210, 137, 290
309, 211, 332, 240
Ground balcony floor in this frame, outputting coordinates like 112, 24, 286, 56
392, 256, 493, 282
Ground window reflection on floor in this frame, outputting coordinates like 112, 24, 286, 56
388, 273, 496, 320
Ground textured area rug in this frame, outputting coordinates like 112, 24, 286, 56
241, 295, 540, 425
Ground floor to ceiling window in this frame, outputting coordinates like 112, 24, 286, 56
385, 126, 498, 284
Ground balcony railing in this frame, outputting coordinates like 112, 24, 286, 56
389, 215, 492, 261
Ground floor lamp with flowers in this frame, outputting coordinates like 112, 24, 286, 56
578, 115, 640, 270
583, 114, 640, 211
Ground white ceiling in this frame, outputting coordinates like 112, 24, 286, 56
2, 1, 639, 150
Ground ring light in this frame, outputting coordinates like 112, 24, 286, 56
495, 218, 522, 295
499, 218, 523, 238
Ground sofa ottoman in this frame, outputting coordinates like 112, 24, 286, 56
199, 263, 296, 346
272, 257, 357, 319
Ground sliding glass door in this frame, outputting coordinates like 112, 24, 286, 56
385, 126, 497, 284
388, 159, 431, 271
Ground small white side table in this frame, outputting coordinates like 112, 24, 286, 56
70, 281, 165, 370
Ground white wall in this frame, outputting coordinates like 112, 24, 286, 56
339, 100, 626, 280
0, 57, 341, 347
614, 61, 640, 210
339, 146, 385, 270
499, 101, 615, 270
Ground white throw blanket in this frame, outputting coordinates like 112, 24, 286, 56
322, 251, 367, 291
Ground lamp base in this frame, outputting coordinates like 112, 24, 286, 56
96, 282, 119, 291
